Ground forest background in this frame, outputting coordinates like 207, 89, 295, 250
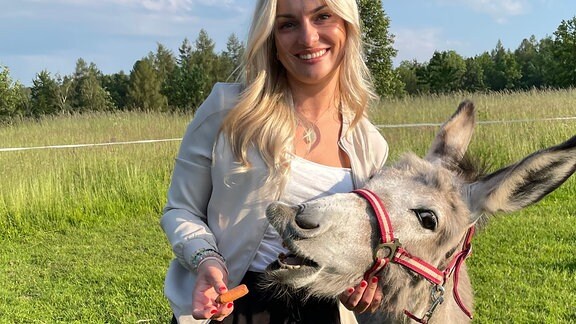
1, 1, 576, 121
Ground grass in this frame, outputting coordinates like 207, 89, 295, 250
1, 215, 171, 323
0, 112, 188, 322
1, 89, 575, 323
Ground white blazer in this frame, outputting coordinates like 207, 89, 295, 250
161, 83, 389, 323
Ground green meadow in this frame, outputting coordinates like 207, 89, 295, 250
1, 89, 575, 323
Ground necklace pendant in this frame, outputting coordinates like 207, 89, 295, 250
303, 128, 316, 144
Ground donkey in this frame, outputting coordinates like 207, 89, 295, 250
265, 101, 576, 323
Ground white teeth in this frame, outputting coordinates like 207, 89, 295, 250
298, 49, 327, 60
278, 252, 304, 269
278, 253, 300, 269
282, 263, 302, 270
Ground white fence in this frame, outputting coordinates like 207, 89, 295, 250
2, 117, 575, 153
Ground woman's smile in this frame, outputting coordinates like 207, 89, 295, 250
296, 48, 329, 61
274, 0, 346, 86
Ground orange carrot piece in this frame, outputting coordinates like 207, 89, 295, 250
215, 284, 249, 304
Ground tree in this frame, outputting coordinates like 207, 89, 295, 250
153, 43, 177, 83
395, 60, 419, 95
127, 59, 167, 111
426, 50, 466, 93
485, 41, 521, 90
219, 33, 245, 82
149, 43, 177, 104
0, 65, 25, 120
461, 56, 487, 92
514, 36, 544, 89
101, 71, 130, 110
538, 36, 558, 87
357, 0, 404, 97
551, 16, 576, 87
30, 70, 60, 117
69, 59, 114, 112
395, 60, 429, 95
55, 74, 73, 112
192, 29, 218, 96
165, 38, 206, 111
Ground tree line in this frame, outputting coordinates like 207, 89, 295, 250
0, 29, 245, 121
1, 2, 575, 122
398, 16, 576, 95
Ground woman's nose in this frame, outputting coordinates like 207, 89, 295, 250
299, 21, 319, 46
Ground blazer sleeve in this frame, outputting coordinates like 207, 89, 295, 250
160, 83, 240, 271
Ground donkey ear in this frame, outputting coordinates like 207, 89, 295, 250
466, 135, 576, 220
425, 101, 476, 167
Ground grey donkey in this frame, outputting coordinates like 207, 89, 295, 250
265, 101, 576, 323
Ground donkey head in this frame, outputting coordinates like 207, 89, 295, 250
265, 101, 576, 320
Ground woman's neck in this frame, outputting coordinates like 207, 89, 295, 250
290, 80, 340, 119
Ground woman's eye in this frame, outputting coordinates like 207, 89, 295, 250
413, 209, 438, 231
277, 21, 295, 30
314, 13, 333, 23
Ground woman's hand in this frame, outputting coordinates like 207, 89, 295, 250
191, 259, 234, 321
339, 276, 382, 313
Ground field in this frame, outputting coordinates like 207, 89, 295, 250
1, 89, 575, 323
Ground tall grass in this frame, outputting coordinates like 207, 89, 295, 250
0, 112, 190, 322
1, 90, 575, 322
0, 112, 189, 237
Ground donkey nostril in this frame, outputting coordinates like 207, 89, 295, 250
294, 205, 321, 229
295, 215, 320, 229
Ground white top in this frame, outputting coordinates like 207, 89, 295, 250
249, 156, 354, 272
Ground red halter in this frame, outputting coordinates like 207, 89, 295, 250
353, 189, 474, 323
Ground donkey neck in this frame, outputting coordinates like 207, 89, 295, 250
378, 258, 473, 323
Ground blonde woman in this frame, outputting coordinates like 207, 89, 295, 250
161, 0, 389, 322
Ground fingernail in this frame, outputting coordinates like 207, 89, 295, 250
219, 287, 227, 292
227, 302, 234, 309
371, 277, 378, 283
360, 281, 367, 288
210, 309, 218, 315
347, 288, 354, 294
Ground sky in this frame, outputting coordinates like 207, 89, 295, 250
1, 0, 575, 86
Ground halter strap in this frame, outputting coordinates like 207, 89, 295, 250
352, 188, 474, 322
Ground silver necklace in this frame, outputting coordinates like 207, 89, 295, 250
296, 107, 333, 145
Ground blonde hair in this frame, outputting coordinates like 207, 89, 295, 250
221, 0, 377, 183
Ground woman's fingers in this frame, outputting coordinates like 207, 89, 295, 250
191, 260, 231, 320
210, 302, 235, 321
356, 276, 379, 313
339, 276, 381, 313
369, 284, 383, 313
192, 304, 218, 320
341, 280, 367, 310
339, 286, 356, 306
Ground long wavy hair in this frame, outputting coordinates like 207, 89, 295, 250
221, 0, 377, 184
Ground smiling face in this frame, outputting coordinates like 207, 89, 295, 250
274, 0, 347, 87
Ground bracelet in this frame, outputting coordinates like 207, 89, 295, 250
191, 248, 225, 272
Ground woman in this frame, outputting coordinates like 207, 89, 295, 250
161, 0, 389, 322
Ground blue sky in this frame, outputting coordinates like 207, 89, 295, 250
1, 0, 574, 86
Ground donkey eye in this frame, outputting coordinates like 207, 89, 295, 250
413, 209, 438, 231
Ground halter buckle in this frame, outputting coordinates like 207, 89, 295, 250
375, 238, 401, 260
422, 285, 445, 322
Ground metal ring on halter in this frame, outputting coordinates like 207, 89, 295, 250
374, 238, 401, 260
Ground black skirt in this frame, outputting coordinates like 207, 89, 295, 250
213, 271, 341, 324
